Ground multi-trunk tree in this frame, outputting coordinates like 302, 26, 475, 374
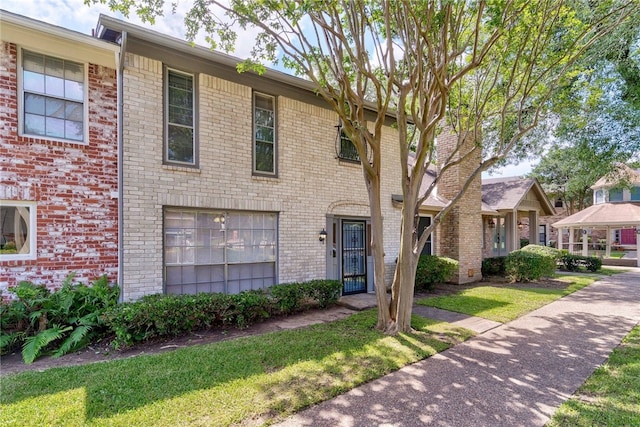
92, 0, 640, 333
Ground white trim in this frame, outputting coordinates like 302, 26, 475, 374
17, 48, 89, 145
164, 67, 197, 167
0, 200, 37, 261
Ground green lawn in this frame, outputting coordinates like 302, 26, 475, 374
0, 310, 473, 427
548, 326, 640, 426
416, 274, 597, 323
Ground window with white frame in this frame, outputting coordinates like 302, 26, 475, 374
165, 68, 196, 166
595, 189, 604, 204
609, 188, 623, 202
630, 186, 640, 201
164, 208, 277, 295
0, 201, 37, 260
253, 92, 276, 175
22, 50, 85, 142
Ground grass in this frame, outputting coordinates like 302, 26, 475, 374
416, 274, 598, 323
548, 325, 640, 426
0, 310, 473, 426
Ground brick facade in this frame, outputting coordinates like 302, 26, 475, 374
119, 51, 402, 301
0, 38, 118, 295
436, 131, 483, 283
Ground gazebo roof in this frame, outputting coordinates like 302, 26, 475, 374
552, 202, 640, 228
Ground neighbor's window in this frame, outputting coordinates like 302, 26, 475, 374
338, 130, 360, 162
595, 189, 604, 204
22, 50, 85, 142
0, 201, 36, 260
630, 186, 640, 201
165, 68, 196, 166
609, 188, 623, 202
253, 92, 276, 175
164, 208, 277, 295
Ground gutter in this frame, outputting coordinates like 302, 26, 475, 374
116, 31, 127, 303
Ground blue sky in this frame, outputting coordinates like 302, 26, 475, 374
2, 0, 534, 178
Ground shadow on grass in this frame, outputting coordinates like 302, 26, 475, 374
0, 310, 471, 424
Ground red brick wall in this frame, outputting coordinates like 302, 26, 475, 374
0, 41, 118, 295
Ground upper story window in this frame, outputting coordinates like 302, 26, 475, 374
253, 92, 276, 175
595, 189, 604, 204
338, 130, 360, 162
0, 201, 37, 261
165, 68, 196, 166
630, 186, 640, 201
21, 50, 85, 142
609, 188, 623, 202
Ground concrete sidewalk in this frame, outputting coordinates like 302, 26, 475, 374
277, 269, 640, 426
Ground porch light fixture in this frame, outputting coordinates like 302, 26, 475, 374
319, 228, 327, 243
488, 219, 496, 229
518, 221, 523, 229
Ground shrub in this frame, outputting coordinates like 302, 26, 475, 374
505, 250, 556, 282
415, 255, 458, 291
520, 244, 561, 259
558, 254, 602, 272
519, 238, 530, 248
105, 280, 343, 348
0, 274, 119, 364
481, 256, 507, 276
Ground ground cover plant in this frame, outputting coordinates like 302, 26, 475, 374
416, 274, 597, 323
0, 310, 473, 426
548, 325, 640, 426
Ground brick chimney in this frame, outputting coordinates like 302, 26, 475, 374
436, 129, 483, 283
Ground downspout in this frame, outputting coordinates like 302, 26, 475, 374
116, 31, 127, 303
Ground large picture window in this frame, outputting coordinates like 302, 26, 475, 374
165, 68, 196, 165
253, 92, 276, 175
22, 50, 85, 142
164, 208, 277, 294
0, 201, 37, 260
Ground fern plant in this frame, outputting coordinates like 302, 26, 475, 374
1, 274, 119, 364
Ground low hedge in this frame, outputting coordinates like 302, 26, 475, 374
558, 253, 602, 272
481, 256, 507, 276
105, 280, 342, 348
415, 255, 458, 291
505, 249, 557, 282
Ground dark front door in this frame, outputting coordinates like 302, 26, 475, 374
342, 220, 367, 294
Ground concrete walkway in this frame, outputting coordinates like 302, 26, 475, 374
277, 269, 640, 426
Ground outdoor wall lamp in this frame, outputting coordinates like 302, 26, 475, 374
319, 228, 327, 243
517, 221, 523, 230
488, 219, 496, 229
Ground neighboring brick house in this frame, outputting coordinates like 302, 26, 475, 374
95, 15, 405, 301
0, 11, 120, 294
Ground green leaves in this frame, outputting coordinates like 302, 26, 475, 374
22, 326, 72, 365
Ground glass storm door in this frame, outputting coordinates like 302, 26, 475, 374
342, 220, 367, 294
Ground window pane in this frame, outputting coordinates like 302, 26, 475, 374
23, 71, 45, 93
65, 101, 83, 121
168, 125, 194, 163
24, 93, 45, 115
169, 104, 193, 126
255, 125, 274, 142
45, 75, 65, 97
631, 187, 640, 201
255, 108, 274, 127
24, 113, 45, 136
255, 141, 274, 173
609, 189, 623, 202
46, 98, 65, 118
65, 120, 83, 141
65, 80, 84, 101
64, 61, 84, 82
45, 116, 65, 138
23, 51, 44, 73
255, 94, 273, 111
45, 56, 64, 78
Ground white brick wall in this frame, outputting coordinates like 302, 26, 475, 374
121, 53, 402, 300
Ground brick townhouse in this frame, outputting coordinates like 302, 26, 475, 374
0, 11, 120, 294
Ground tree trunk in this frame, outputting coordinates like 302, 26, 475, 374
389, 203, 419, 333
365, 172, 392, 331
